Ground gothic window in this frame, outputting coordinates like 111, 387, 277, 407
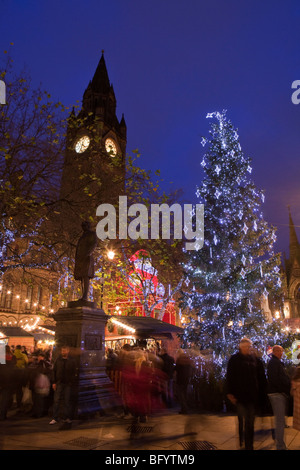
0, 286, 13, 309
0, 289, 5, 309
37, 286, 43, 306
25, 286, 33, 310
295, 284, 300, 317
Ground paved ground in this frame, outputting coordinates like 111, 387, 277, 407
1, 407, 300, 452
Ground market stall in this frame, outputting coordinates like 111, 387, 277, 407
0, 326, 34, 351
105, 315, 183, 356
0, 330, 8, 364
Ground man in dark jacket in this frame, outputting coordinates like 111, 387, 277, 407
159, 348, 175, 408
175, 350, 193, 414
267, 345, 291, 450
0, 346, 17, 420
49, 346, 77, 425
226, 338, 265, 450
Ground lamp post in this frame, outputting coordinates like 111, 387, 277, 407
100, 250, 115, 309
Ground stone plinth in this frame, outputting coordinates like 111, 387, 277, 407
53, 302, 121, 417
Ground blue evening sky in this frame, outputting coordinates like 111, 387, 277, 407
1, 0, 300, 254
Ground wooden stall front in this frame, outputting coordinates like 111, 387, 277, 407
0, 326, 35, 351
105, 315, 183, 357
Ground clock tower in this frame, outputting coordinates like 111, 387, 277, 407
59, 53, 127, 232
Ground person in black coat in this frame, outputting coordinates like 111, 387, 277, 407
159, 348, 175, 408
226, 338, 266, 450
0, 346, 17, 420
29, 352, 52, 418
175, 349, 193, 414
267, 345, 291, 450
49, 346, 77, 425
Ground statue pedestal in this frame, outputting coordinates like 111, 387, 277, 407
53, 302, 121, 418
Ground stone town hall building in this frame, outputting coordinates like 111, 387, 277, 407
283, 209, 300, 324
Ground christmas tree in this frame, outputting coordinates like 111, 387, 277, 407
181, 110, 290, 376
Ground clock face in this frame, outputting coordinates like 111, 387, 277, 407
105, 138, 117, 157
75, 135, 90, 153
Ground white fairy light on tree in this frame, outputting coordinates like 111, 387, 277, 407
181, 110, 288, 377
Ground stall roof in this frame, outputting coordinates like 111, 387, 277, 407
109, 315, 183, 337
0, 326, 34, 338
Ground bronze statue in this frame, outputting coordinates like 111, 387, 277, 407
74, 221, 98, 301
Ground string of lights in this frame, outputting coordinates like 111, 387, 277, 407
180, 111, 296, 377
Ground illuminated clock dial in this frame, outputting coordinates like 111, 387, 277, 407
75, 135, 90, 153
105, 138, 117, 157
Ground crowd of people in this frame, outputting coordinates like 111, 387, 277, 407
1, 337, 300, 451
106, 338, 300, 450
0, 341, 194, 424
0, 344, 54, 420
0, 343, 77, 424
226, 337, 300, 450
106, 344, 193, 421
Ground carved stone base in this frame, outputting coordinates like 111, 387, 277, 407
53, 305, 122, 417
67, 299, 96, 309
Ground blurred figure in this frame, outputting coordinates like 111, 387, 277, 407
291, 358, 300, 432
106, 348, 118, 381
49, 346, 77, 425
175, 349, 193, 414
30, 352, 51, 418
0, 346, 17, 420
124, 349, 149, 423
134, 350, 153, 421
13, 345, 29, 409
159, 348, 175, 408
14, 344, 28, 369
147, 351, 164, 415
44, 346, 53, 368
21, 346, 28, 356
251, 344, 268, 417
267, 345, 291, 450
117, 344, 133, 418
226, 338, 262, 450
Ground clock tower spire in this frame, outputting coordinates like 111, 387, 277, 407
82, 52, 113, 116
59, 53, 127, 236
79, 52, 126, 142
